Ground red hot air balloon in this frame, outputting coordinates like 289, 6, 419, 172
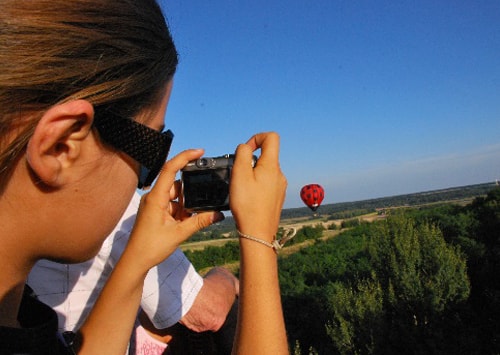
300, 184, 325, 212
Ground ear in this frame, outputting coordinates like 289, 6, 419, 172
26, 100, 95, 187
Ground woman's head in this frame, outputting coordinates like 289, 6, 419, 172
0, 0, 178, 262
0, 0, 178, 189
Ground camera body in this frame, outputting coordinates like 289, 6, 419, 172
181, 154, 257, 212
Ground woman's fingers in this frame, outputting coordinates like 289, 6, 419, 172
177, 211, 225, 241
129, 148, 226, 268
147, 149, 205, 208
230, 132, 286, 238
245, 132, 281, 166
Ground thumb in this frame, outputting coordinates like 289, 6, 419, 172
178, 211, 225, 238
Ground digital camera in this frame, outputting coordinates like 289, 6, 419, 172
181, 154, 257, 212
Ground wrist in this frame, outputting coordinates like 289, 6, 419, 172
237, 230, 280, 253
237, 227, 296, 253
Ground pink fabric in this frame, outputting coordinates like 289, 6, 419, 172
134, 324, 168, 355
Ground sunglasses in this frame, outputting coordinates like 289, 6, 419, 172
93, 114, 174, 188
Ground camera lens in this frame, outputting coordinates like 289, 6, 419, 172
197, 158, 213, 168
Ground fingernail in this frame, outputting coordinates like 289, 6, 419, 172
212, 212, 225, 223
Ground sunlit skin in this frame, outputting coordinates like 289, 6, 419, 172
0, 82, 173, 328
1, 74, 289, 353
79, 132, 289, 354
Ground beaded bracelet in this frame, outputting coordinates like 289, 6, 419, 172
237, 228, 296, 253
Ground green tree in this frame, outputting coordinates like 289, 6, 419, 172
466, 187, 500, 352
184, 241, 239, 270
325, 215, 471, 354
325, 273, 384, 355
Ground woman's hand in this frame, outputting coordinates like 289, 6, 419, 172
230, 132, 289, 354
230, 132, 287, 241
126, 149, 224, 271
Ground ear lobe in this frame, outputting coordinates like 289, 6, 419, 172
26, 100, 95, 187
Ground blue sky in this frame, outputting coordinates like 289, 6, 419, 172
159, 1, 500, 208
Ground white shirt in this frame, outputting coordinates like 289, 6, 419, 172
28, 191, 203, 331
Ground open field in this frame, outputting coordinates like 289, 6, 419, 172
179, 237, 237, 252
180, 212, 372, 253
193, 225, 345, 275
180, 182, 496, 255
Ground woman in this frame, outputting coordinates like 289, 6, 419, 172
0, 0, 288, 354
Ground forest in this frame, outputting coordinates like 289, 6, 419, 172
184, 184, 500, 354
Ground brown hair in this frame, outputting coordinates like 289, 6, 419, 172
0, 0, 178, 188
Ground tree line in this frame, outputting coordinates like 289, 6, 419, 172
281, 181, 495, 219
